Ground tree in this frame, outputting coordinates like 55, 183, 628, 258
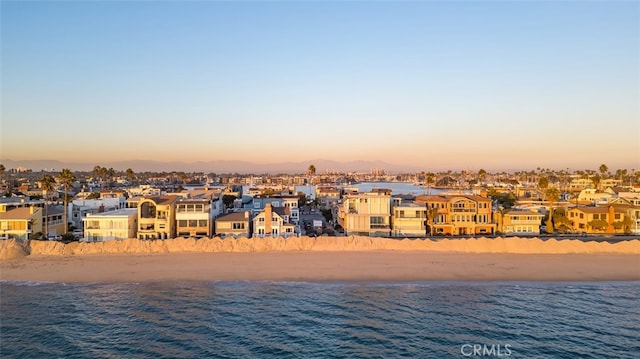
58, 168, 76, 234
125, 168, 135, 182
478, 169, 487, 184
308, 164, 316, 176
497, 206, 508, 234
427, 206, 439, 236
538, 176, 549, 200
40, 174, 56, 237
599, 164, 608, 179
545, 187, 561, 234
0, 163, 5, 180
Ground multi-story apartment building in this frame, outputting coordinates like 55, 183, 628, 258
500, 210, 544, 235
137, 196, 178, 240
391, 200, 427, 237
215, 211, 251, 238
83, 208, 138, 242
416, 194, 495, 235
252, 203, 295, 237
338, 189, 392, 236
0, 206, 42, 241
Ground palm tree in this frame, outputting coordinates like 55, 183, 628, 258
545, 187, 561, 234
57, 169, 76, 234
427, 206, 439, 236
538, 176, 549, 200
599, 164, 608, 179
40, 174, 56, 238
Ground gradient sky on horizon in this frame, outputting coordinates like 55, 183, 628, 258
1, 1, 639, 172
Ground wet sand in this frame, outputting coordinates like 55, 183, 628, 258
2, 251, 639, 283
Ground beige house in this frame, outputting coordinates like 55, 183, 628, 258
338, 189, 391, 236
416, 194, 495, 236
137, 196, 178, 240
0, 206, 42, 241
215, 211, 251, 238
567, 206, 628, 234
83, 208, 138, 242
317, 187, 341, 208
176, 199, 212, 238
252, 203, 296, 238
500, 210, 544, 235
391, 201, 427, 237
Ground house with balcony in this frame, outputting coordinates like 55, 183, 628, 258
43, 205, 66, 237
215, 211, 251, 238
173, 188, 223, 238
338, 189, 392, 236
83, 208, 137, 242
391, 200, 427, 237
252, 203, 296, 238
500, 210, 544, 235
137, 196, 178, 240
0, 206, 42, 241
415, 194, 495, 236
175, 199, 212, 238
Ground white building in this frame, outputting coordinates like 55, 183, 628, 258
83, 208, 138, 242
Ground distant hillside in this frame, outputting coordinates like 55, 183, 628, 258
0, 158, 421, 174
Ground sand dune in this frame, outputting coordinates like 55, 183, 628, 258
1, 236, 639, 260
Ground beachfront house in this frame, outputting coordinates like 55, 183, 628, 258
252, 203, 296, 238
567, 206, 631, 234
83, 208, 138, 242
391, 200, 427, 237
0, 206, 42, 241
215, 211, 251, 238
137, 196, 178, 240
500, 210, 544, 235
338, 189, 392, 237
175, 198, 213, 238
173, 188, 223, 238
415, 194, 495, 236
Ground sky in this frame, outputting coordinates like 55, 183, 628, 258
1, 1, 639, 172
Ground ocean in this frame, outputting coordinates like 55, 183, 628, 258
349, 182, 445, 196
1, 281, 638, 358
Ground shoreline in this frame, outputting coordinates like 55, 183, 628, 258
2, 251, 639, 283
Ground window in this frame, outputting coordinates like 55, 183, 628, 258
199, 220, 207, 227
399, 210, 405, 218
189, 220, 198, 227
178, 220, 187, 227
233, 222, 245, 230
615, 214, 621, 220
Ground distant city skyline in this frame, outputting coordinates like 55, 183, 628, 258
1, 1, 638, 171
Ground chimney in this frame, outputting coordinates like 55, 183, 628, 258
265, 203, 272, 234
30, 206, 35, 215
244, 211, 249, 219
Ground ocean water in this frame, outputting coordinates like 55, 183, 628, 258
1, 281, 638, 358
350, 182, 445, 196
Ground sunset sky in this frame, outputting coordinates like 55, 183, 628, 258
1, 1, 638, 171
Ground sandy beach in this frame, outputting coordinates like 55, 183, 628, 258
2, 251, 639, 283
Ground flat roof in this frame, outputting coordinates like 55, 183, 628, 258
86, 208, 138, 217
